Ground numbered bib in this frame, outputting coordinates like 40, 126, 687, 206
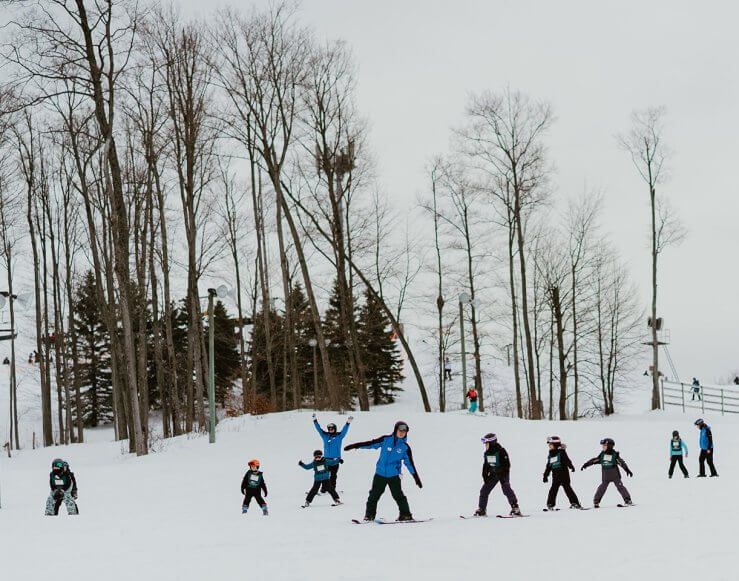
316, 464, 326, 472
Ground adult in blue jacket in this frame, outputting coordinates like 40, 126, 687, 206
344, 420, 422, 522
694, 419, 718, 477
313, 413, 353, 490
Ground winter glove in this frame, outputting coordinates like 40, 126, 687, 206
347, 416, 354, 423
339, 459, 344, 464
626, 470, 633, 477
543, 475, 548, 483
311, 413, 317, 420
72, 492, 78, 500
344, 443, 358, 451
413, 473, 423, 489
264, 491, 268, 497
580, 465, 586, 471
569, 466, 575, 473
298, 461, 304, 466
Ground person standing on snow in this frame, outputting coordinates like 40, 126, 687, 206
299, 450, 342, 507
543, 436, 582, 510
344, 421, 421, 522
473, 433, 521, 517
581, 438, 633, 508
45, 458, 78, 516
668, 430, 689, 479
240, 459, 269, 515
312, 413, 352, 491
694, 419, 718, 477
466, 387, 478, 413
691, 378, 702, 401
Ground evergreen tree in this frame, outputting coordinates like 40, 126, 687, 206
322, 278, 355, 396
212, 300, 240, 404
358, 289, 404, 404
73, 271, 113, 426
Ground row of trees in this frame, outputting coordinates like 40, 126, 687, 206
0, 0, 682, 453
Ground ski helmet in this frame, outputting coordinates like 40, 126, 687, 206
327, 423, 337, 432
481, 433, 497, 444
599, 438, 615, 447
547, 436, 561, 446
248, 459, 260, 469
51, 458, 64, 471
394, 421, 409, 434
672, 430, 679, 438
694, 418, 704, 427
313, 449, 323, 458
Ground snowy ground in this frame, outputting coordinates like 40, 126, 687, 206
0, 407, 734, 581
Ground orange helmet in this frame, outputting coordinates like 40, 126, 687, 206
248, 459, 260, 468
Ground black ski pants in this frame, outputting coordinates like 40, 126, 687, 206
328, 463, 340, 491
594, 468, 630, 504
547, 471, 580, 506
308, 479, 339, 503
242, 489, 266, 508
479, 473, 518, 511
365, 474, 410, 518
699, 449, 718, 476
669, 455, 688, 477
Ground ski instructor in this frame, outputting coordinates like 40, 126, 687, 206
313, 413, 353, 491
344, 420, 422, 522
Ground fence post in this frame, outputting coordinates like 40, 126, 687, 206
681, 383, 685, 413
701, 387, 705, 415
721, 389, 724, 416
660, 379, 665, 411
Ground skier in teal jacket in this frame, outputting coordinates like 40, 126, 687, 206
300, 450, 341, 507
668, 430, 689, 478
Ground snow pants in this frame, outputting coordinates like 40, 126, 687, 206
669, 455, 688, 477
479, 474, 518, 511
594, 468, 630, 504
242, 489, 267, 509
307, 479, 339, 503
468, 401, 478, 413
547, 471, 580, 506
45, 491, 78, 515
699, 449, 718, 476
328, 463, 340, 491
365, 474, 410, 518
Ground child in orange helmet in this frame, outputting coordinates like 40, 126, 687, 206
241, 459, 268, 515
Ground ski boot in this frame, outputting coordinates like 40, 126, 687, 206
262, 506, 269, 516
473, 508, 487, 517
546, 505, 555, 511
624, 500, 633, 506
397, 513, 414, 522
301, 501, 311, 508
363, 513, 375, 522
710, 474, 719, 477
509, 506, 522, 516
668, 474, 672, 479
242, 505, 248, 514
684, 474, 690, 478
332, 500, 343, 506
569, 503, 582, 510
593, 503, 600, 509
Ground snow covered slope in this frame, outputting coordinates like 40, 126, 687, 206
0, 409, 734, 580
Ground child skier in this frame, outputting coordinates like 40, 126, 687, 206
299, 450, 342, 507
312, 413, 353, 491
344, 421, 422, 522
668, 430, 689, 479
45, 458, 78, 516
240, 459, 268, 515
581, 438, 633, 507
466, 387, 478, 413
473, 433, 521, 517
543, 436, 582, 510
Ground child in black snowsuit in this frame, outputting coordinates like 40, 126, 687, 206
45, 458, 78, 516
299, 450, 341, 507
543, 436, 582, 510
474, 433, 521, 517
241, 459, 268, 515
581, 438, 633, 507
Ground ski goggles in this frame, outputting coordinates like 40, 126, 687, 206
481, 434, 497, 443
395, 423, 409, 433
327, 423, 337, 431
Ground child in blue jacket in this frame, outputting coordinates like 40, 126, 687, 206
668, 430, 689, 478
312, 413, 353, 491
344, 420, 422, 522
299, 450, 342, 507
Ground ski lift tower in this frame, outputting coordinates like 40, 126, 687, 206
642, 317, 679, 383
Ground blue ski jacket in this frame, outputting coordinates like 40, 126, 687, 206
699, 425, 714, 450
346, 434, 417, 478
669, 439, 688, 456
300, 458, 340, 481
314, 420, 350, 459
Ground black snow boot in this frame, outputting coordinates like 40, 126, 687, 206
397, 513, 414, 521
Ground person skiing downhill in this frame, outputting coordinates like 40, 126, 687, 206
312, 413, 352, 491
299, 450, 342, 507
45, 458, 78, 516
240, 459, 268, 515
694, 419, 718, 477
344, 421, 421, 522
473, 433, 521, 517
466, 387, 478, 413
581, 438, 633, 507
543, 436, 582, 510
668, 430, 689, 479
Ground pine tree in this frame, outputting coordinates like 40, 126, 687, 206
322, 278, 355, 396
212, 300, 240, 404
358, 289, 404, 404
73, 271, 113, 426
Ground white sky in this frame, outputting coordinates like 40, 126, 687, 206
178, 0, 739, 383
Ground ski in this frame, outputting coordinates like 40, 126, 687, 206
351, 519, 373, 525
617, 503, 636, 508
374, 518, 433, 525
543, 508, 560, 512
496, 514, 530, 519
460, 514, 487, 519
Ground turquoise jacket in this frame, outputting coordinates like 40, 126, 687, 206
669, 438, 688, 456
300, 458, 340, 481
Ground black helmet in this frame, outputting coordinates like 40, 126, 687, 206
547, 436, 561, 446
599, 438, 615, 447
394, 421, 409, 434
313, 449, 323, 458
672, 430, 679, 437
694, 418, 704, 426
327, 423, 337, 432
52, 458, 64, 471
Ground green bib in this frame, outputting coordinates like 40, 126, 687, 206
247, 471, 262, 489
548, 452, 562, 470
485, 451, 501, 469
671, 439, 682, 452
601, 451, 618, 469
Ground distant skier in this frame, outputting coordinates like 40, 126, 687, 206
344, 421, 421, 522
694, 419, 718, 477
581, 438, 633, 508
473, 433, 521, 517
543, 436, 582, 510
734, 376, 739, 386
240, 459, 268, 515
466, 387, 478, 413
45, 458, 78, 516
668, 430, 689, 479
312, 413, 352, 491
299, 450, 342, 507
691, 378, 701, 401
444, 357, 452, 381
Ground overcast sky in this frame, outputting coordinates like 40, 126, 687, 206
180, 0, 739, 383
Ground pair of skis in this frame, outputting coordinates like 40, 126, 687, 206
351, 518, 433, 525
459, 513, 529, 519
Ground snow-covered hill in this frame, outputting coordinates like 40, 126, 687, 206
0, 407, 734, 580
